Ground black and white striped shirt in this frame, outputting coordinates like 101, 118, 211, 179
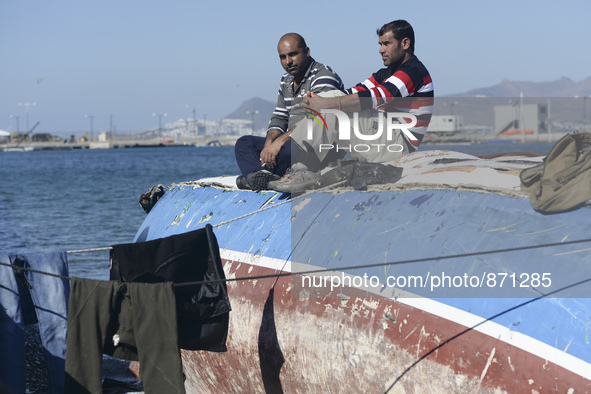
268, 58, 344, 134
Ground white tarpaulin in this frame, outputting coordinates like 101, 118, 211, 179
0, 129, 11, 137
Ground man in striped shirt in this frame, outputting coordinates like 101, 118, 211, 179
234, 33, 344, 190
301, 19, 434, 161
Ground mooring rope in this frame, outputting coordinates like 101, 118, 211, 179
67, 246, 112, 254
383, 275, 591, 394
1, 261, 71, 281
66, 180, 348, 254
5, 211, 591, 391
210, 180, 347, 229
171, 236, 591, 287
4, 236, 591, 287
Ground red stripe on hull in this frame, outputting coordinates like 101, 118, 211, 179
179, 259, 591, 393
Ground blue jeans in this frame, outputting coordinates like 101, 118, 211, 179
0, 252, 70, 394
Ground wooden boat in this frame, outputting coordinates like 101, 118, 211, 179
134, 150, 591, 393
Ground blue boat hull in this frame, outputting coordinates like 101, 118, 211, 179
135, 152, 591, 393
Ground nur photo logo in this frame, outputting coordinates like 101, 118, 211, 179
304, 109, 417, 154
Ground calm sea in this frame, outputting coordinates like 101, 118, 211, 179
0, 146, 240, 279
0, 142, 553, 280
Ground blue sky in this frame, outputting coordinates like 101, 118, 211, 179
1, 0, 590, 134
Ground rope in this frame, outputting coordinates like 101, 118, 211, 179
172, 236, 591, 287
65, 180, 347, 252
383, 275, 591, 393
67, 246, 112, 254
6, 228, 591, 391
4, 236, 591, 287
6, 183, 589, 390
211, 180, 346, 229
0, 260, 71, 281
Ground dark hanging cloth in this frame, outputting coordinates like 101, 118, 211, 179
65, 278, 185, 394
109, 223, 231, 351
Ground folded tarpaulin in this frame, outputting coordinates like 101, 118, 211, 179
0, 251, 70, 394
109, 223, 231, 351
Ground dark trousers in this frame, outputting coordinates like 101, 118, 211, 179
234, 135, 295, 178
65, 278, 185, 394
234, 135, 345, 178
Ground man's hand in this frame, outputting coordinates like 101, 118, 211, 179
302, 91, 362, 113
260, 129, 291, 168
302, 91, 327, 112
260, 142, 281, 168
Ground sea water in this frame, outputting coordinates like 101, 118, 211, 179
0, 146, 240, 279
0, 142, 553, 280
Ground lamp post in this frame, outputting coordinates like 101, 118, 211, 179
547, 98, 552, 141
450, 101, 458, 116
442, 101, 458, 116
583, 96, 590, 131
152, 113, 168, 141
186, 105, 200, 136
508, 100, 518, 130
246, 110, 259, 132
18, 102, 36, 131
110, 114, 115, 142
10, 115, 22, 133
84, 114, 97, 142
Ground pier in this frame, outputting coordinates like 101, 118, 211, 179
1, 135, 241, 151
1, 132, 568, 152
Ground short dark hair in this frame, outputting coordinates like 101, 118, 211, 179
279, 33, 307, 50
377, 20, 415, 53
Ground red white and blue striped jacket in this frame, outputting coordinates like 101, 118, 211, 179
347, 56, 434, 150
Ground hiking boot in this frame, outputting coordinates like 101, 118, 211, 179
236, 175, 253, 190
245, 170, 280, 191
268, 163, 320, 193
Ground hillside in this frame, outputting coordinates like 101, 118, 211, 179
448, 77, 591, 97
224, 97, 275, 131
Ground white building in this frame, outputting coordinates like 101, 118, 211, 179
494, 104, 548, 136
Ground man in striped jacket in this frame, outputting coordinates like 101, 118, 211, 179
300, 19, 434, 162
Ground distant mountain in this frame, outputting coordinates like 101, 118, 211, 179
437, 77, 591, 129
221, 78, 591, 133
448, 77, 591, 97
224, 97, 275, 131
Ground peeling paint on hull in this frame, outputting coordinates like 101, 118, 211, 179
135, 151, 591, 393
178, 260, 590, 393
